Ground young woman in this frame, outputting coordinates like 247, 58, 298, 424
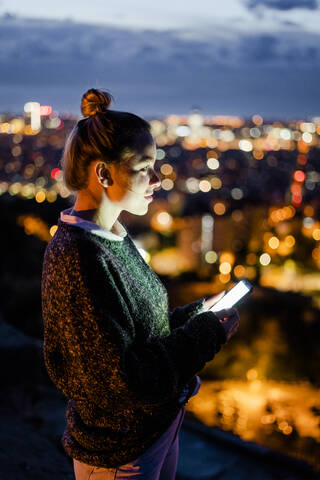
41, 88, 240, 480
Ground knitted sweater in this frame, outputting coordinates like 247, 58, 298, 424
41, 214, 227, 468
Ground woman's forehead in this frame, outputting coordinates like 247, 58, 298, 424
122, 141, 156, 163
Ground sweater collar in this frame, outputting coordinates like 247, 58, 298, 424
60, 207, 127, 242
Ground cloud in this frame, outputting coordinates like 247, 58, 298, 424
0, 13, 318, 70
246, 0, 318, 10
0, 13, 319, 117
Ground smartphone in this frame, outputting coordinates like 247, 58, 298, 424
210, 279, 253, 312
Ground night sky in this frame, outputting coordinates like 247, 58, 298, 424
1, 0, 320, 118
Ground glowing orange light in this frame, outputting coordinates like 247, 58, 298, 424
293, 170, 306, 183
234, 265, 246, 278
304, 205, 314, 217
213, 202, 226, 215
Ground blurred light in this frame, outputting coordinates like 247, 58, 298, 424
205, 251, 218, 264
51, 168, 62, 180
169, 146, 181, 158
300, 122, 316, 133
220, 130, 235, 142
156, 148, 166, 160
40, 105, 52, 116
35, 191, 46, 203
303, 217, 314, 228
260, 253, 271, 266
246, 368, 258, 381
220, 252, 235, 264
252, 114, 263, 125
292, 195, 302, 206
176, 126, 191, 137
202, 215, 214, 229
210, 177, 222, 190
291, 184, 301, 196
231, 188, 243, 200
11, 145, 22, 157
219, 273, 231, 284
234, 265, 246, 278
253, 150, 264, 160
161, 178, 174, 191
312, 248, 320, 260
312, 229, 320, 241
304, 205, 314, 217
186, 177, 199, 193
207, 150, 218, 158
24, 101, 41, 130
261, 415, 276, 425
293, 170, 306, 183
306, 181, 315, 191
47, 190, 57, 203
199, 180, 211, 192
9, 182, 21, 195
13, 133, 23, 144
280, 129, 291, 140
268, 236, 280, 249
302, 132, 312, 143
297, 154, 307, 165
207, 157, 219, 170
250, 127, 261, 138
160, 163, 173, 175
219, 262, 232, 274
50, 225, 58, 237
0, 182, 8, 195
21, 183, 35, 198
35, 176, 46, 187
60, 185, 71, 198
232, 210, 244, 222
283, 426, 293, 435
34, 155, 44, 167
284, 235, 295, 247
47, 117, 61, 129
239, 140, 253, 152
157, 211, 172, 226
10, 119, 25, 134
213, 202, 226, 215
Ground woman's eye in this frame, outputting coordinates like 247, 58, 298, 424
140, 166, 148, 172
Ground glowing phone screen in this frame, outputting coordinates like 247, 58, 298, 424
210, 280, 251, 312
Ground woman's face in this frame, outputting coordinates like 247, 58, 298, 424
105, 132, 161, 216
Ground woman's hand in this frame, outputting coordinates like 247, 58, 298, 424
214, 307, 240, 342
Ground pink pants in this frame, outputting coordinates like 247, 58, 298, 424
73, 406, 186, 480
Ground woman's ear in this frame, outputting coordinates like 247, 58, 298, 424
95, 162, 113, 187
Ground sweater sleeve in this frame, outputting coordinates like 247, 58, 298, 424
169, 298, 206, 330
42, 240, 227, 409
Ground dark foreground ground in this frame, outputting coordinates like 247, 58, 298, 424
0, 317, 319, 480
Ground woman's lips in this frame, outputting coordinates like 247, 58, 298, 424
144, 194, 153, 200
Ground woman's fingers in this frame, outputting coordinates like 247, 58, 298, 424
215, 308, 240, 341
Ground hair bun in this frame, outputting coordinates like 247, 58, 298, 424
81, 88, 114, 117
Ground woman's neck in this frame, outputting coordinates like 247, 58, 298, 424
72, 190, 121, 231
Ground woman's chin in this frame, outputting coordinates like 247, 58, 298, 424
127, 205, 149, 216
